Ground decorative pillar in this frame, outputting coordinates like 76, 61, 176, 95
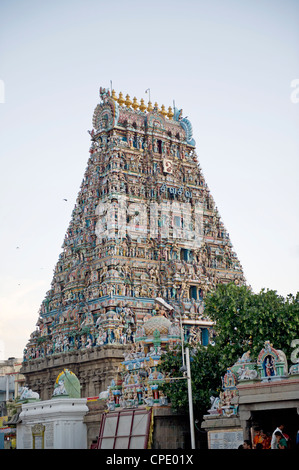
238, 409, 252, 441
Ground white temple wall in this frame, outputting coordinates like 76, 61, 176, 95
17, 398, 88, 449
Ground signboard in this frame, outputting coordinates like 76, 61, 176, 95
208, 429, 244, 449
32, 423, 45, 449
21, 423, 52, 449
97, 408, 152, 449
0, 416, 8, 427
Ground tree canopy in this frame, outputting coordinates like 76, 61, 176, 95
159, 283, 299, 422
205, 283, 299, 369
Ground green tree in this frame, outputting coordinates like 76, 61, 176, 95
159, 283, 299, 421
205, 283, 299, 370
160, 343, 222, 421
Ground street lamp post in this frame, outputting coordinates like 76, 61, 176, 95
185, 347, 196, 449
179, 311, 185, 367
178, 312, 195, 449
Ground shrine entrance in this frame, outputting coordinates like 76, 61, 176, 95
250, 408, 299, 448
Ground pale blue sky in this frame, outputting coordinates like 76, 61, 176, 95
0, 0, 298, 358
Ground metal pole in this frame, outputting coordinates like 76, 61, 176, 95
179, 312, 185, 367
185, 347, 196, 449
6, 375, 9, 401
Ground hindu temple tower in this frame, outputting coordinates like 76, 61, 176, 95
21, 87, 245, 399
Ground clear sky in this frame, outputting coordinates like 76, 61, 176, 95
0, 0, 298, 359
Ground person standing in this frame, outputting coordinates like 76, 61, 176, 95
261, 431, 271, 449
271, 424, 286, 449
253, 428, 264, 449
274, 431, 288, 449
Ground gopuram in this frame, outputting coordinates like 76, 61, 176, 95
21, 87, 245, 401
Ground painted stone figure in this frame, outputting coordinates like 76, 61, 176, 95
257, 341, 288, 380
22, 87, 245, 399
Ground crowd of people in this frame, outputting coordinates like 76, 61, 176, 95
239, 424, 292, 449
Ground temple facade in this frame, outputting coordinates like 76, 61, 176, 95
21, 87, 245, 399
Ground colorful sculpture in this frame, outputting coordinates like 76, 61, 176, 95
52, 369, 81, 398
99, 307, 181, 410
208, 341, 292, 418
257, 341, 288, 380
218, 369, 239, 417
18, 387, 40, 402
231, 351, 258, 382
22, 87, 245, 398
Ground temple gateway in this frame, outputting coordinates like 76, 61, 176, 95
21, 87, 245, 408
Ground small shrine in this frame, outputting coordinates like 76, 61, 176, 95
202, 340, 299, 449
16, 369, 88, 449
257, 340, 288, 380
206, 340, 290, 421
99, 306, 181, 412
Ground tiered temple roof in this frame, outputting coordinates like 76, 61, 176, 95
22, 87, 245, 398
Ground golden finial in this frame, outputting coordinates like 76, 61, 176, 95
139, 98, 146, 113
154, 102, 160, 112
125, 94, 132, 108
147, 101, 153, 112
160, 104, 167, 118
132, 97, 139, 110
118, 92, 125, 106
167, 106, 174, 120
111, 89, 117, 101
